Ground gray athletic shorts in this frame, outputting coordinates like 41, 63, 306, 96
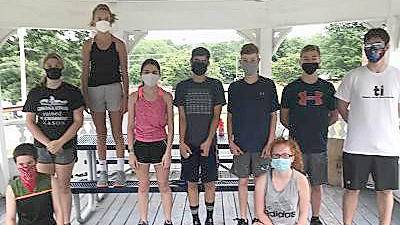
88, 82, 122, 112
303, 152, 328, 186
230, 151, 270, 178
37, 147, 76, 165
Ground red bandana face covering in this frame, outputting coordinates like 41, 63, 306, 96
18, 166, 38, 193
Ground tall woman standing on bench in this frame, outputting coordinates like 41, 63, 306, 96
128, 59, 174, 225
81, 4, 129, 187
23, 53, 85, 225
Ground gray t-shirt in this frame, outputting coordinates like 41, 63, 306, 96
174, 77, 226, 147
265, 170, 299, 225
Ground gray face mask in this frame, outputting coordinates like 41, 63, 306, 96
241, 62, 258, 76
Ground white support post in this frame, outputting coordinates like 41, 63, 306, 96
0, 90, 10, 195
256, 28, 273, 77
18, 28, 27, 104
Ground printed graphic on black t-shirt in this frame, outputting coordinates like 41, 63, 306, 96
281, 78, 336, 153
173, 77, 226, 147
23, 83, 85, 149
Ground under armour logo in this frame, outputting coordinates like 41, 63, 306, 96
297, 91, 323, 106
373, 85, 384, 96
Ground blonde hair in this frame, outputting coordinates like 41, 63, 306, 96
269, 137, 304, 172
90, 4, 117, 26
40, 53, 64, 86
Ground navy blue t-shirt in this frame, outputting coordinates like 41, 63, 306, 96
281, 78, 336, 153
228, 77, 280, 153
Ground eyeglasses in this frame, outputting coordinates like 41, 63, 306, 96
271, 153, 293, 159
364, 42, 385, 50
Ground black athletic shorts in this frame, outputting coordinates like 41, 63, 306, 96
343, 152, 399, 191
134, 140, 167, 164
181, 144, 218, 183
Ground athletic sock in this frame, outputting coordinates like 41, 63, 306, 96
117, 158, 125, 171
205, 201, 214, 219
99, 160, 107, 172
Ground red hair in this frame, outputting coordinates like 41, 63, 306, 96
269, 137, 304, 172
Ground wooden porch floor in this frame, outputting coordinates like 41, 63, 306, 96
2, 185, 400, 225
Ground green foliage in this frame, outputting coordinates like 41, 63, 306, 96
0, 22, 369, 102
272, 22, 368, 84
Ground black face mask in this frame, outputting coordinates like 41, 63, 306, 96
301, 63, 319, 75
191, 61, 208, 76
45, 68, 62, 80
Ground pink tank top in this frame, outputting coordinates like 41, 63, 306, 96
134, 86, 167, 142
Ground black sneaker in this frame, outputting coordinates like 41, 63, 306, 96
310, 217, 323, 225
234, 218, 248, 225
164, 221, 173, 225
205, 217, 214, 225
193, 217, 201, 225
138, 221, 148, 225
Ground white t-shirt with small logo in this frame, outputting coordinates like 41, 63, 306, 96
335, 65, 400, 156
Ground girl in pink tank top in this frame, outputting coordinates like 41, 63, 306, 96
127, 59, 174, 225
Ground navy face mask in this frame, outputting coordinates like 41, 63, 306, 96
365, 42, 386, 63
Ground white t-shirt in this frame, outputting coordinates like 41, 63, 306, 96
335, 65, 400, 156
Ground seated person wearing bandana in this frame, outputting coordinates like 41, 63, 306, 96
5, 143, 63, 225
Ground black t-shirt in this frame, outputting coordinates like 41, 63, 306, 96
173, 77, 226, 147
281, 78, 336, 153
23, 82, 85, 149
228, 77, 280, 153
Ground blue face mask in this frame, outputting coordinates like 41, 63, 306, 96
364, 43, 386, 63
271, 158, 292, 171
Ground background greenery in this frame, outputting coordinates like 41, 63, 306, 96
0, 22, 368, 103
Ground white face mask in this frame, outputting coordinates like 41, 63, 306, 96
142, 73, 160, 87
95, 20, 111, 33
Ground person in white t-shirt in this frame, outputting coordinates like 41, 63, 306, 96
335, 28, 400, 225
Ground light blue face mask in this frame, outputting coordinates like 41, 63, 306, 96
270, 158, 292, 171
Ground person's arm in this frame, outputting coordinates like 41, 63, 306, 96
280, 108, 290, 129
254, 174, 273, 225
262, 112, 277, 158
328, 109, 339, 126
127, 92, 138, 169
80, 40, 92, 110
227, 112, 243, 155
116, 38, 129, 113
200, 104, 222, 156
162, 92, 174, 169
337, 99, 350, 123
46, 107, 84, 154
25, 112, 51, 146
296, 172, 311, 225
5, 185, 17, 225
280, 85, 290, 129
178, 106, 192, 158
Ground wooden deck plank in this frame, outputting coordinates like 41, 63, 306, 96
3, 185, 400, 225
170, 192, 187, 225
112, 193, 139, 225
221, 192, 238, 225
99, 194, 130, 225
324, 186, 372, 225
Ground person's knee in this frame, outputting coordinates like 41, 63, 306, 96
54, 178, 71, 194
138, 180, 150, 193
188, 182, 198, 192
239, 178, 249, 188
204, 182, 215, 191
158, 181, 171, 194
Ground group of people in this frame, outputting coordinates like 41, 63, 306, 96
4, 3, 400, 225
